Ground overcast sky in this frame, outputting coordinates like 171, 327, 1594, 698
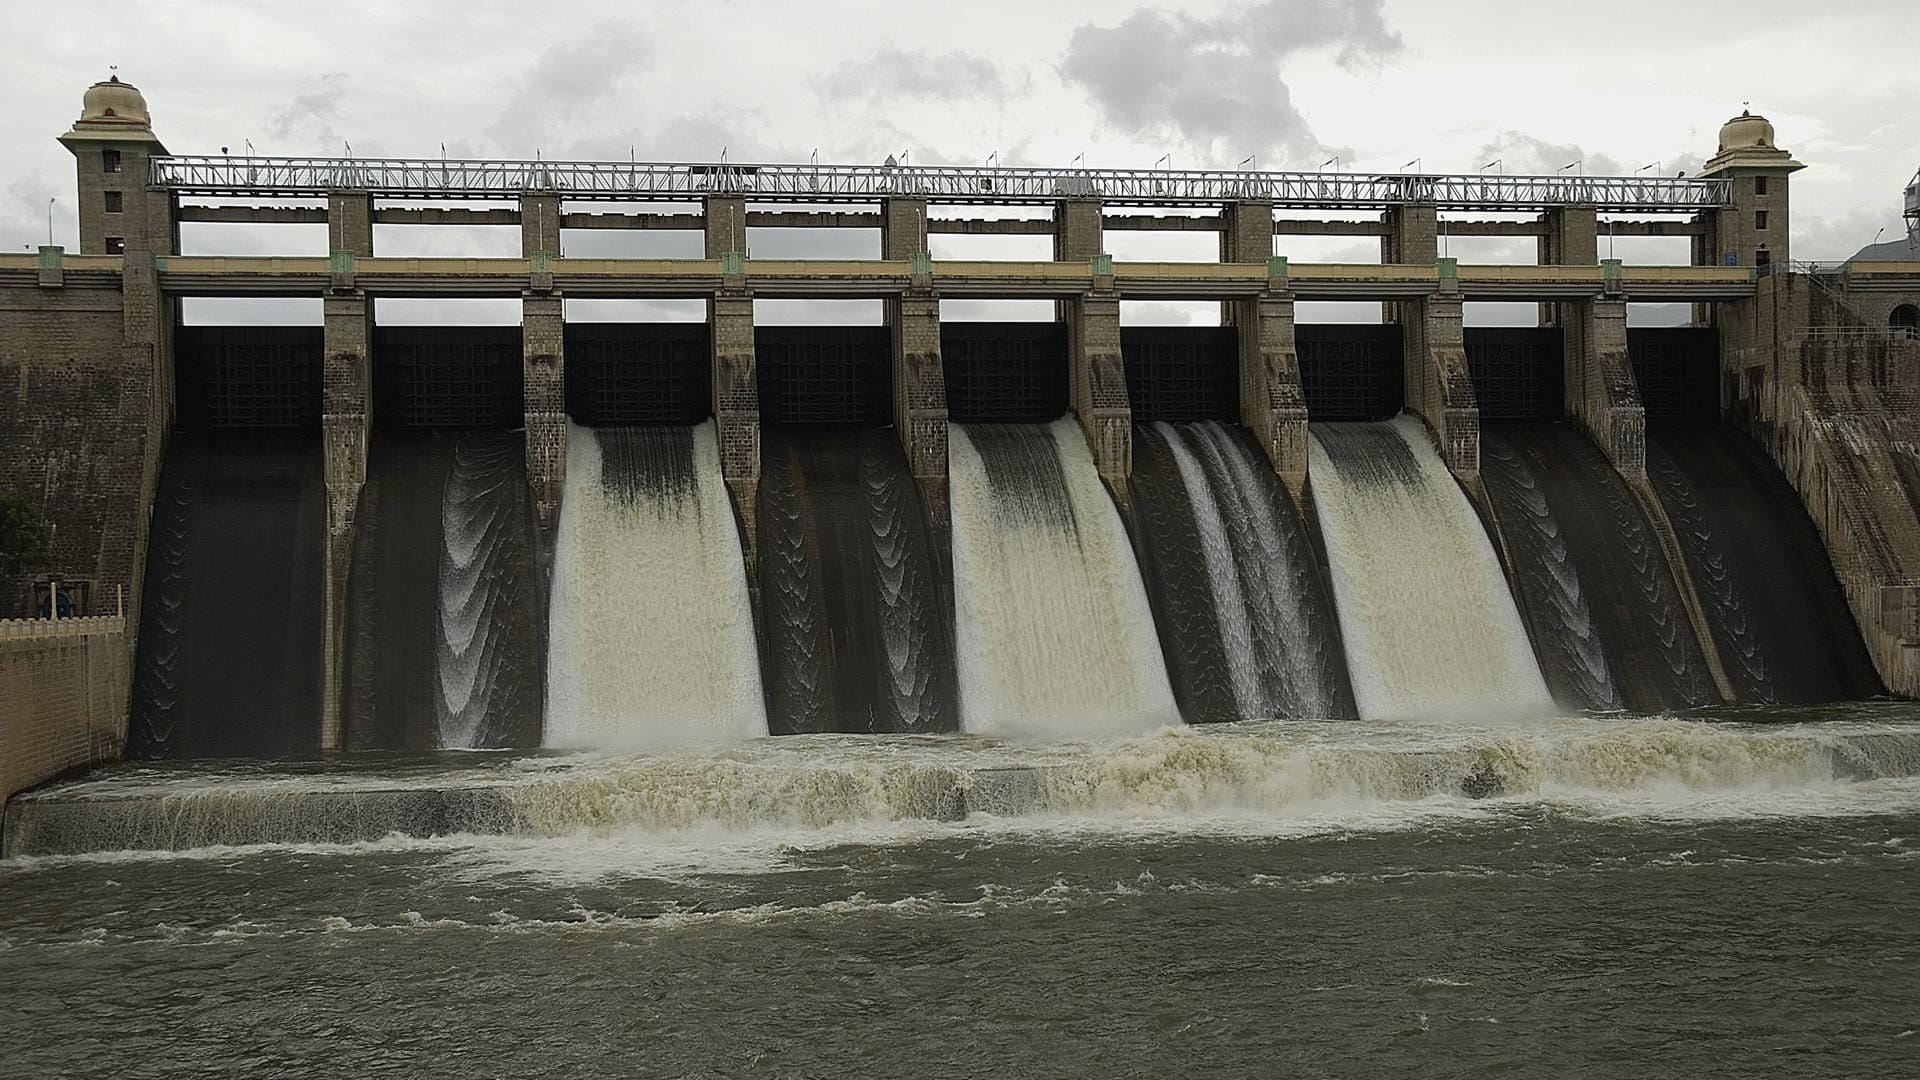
2, 0, 1914, 324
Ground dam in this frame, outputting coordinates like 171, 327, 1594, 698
1, 78, 1918, 836
3, 61, 1920, 1080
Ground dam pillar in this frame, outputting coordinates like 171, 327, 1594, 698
882, 197, 929, 262
1565, 270, 1646, 479
1538, 205, 1597, 327
1055, 198, 1103, 322
1403, 261, 1479, 481
321, 291, 372, 753
328, 191, 373, 258
520, 192, 560, 261
1220, 200, 1274, 324
1382, 202, 1438, 323
892, 278, 950, 539
1235, 274, 1309, 497
711, 281, 760, 586
705, 196, 748, 259
521, 292, 565, 544
1069, 271, 1132, 499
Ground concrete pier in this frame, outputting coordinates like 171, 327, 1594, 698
320, 292, 370, 751
1235, 279, 1310, 496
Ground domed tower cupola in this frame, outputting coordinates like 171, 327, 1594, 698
57, 72, 168, 256
1700, 106, 1804, 271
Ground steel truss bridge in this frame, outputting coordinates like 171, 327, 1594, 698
151, 156, 1731, 212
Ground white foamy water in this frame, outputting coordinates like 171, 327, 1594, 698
1309, 418, 1555, 720
949, 420, 1178, 738
16, 711, 1920, 868
544, 422, 766, 749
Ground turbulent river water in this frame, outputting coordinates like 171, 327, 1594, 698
4, 704, 1920, 1078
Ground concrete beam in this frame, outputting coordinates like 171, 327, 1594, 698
926, 217, 1054, 235
1236, 287, 1309, 497
562, 212, 703, 230
1104, 215, 1226, 232
1433, 220, 1548, 237
1402, 266, 1479, 481
177, 205, 329, 224
705, 197, 748, 258
320, 291, 371, 752
1068, 287, 1132, 496
522, 293, 565, 556
752, 211, 882, 230
1273, 219, 1391, 237
375, 207, 520, 226
328, 192, 373, 259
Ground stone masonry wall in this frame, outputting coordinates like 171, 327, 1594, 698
0, 277, 144, 617
0, 617, 127, 811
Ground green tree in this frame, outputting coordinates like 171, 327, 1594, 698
0, 493, 52, 596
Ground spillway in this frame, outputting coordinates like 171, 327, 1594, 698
344, 431, 545, 750
1130, 420, 1356, 722
949, 420, 1179, 738
129, 433, 325, 758
545, 422, 766, 748
756, 428, 956, 735
1646, 428, 1882, 703
1308, 417, 1555, 720
1480, 425, 1720, 713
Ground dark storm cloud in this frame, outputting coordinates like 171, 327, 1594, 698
1059, 0, 1401, 164
817, 44, 1019, 106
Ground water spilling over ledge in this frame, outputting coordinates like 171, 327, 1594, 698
12, 711, 1920, 858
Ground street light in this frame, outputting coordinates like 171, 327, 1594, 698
1482, 159, 1503, 174
1635, 161, 1662, 176
1321, 156, 1341, 171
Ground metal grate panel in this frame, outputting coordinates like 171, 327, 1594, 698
1630, 326, 1720, 426
372, 326, 523, 429
757, 326, 891, 426
1465, 327, 1564, 422
1122, 327, 1238, 422
174, 326, 322, 431
565, 323, 711, 425
1297, 324, 1404, 421
942, 323, 1069, 423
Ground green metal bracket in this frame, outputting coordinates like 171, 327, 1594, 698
530, 252, 554, 275
721, 251, 746, 275
330, 250, 356, 276
1267, 255, 1288, 280
1601, 258, 1623, 280
1437, 257, 1458, 280
1090, 253, 1113, 276
908, 252, 933, 277
37, 245, 63, 269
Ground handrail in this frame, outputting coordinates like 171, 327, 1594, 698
150, 155, 1733, 211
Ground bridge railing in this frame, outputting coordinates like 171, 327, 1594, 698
150, 156, 1731, 211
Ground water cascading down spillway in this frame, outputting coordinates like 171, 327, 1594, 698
545, 422, 766, 747
1308, 417, 1555, 720
344, 430, 545, 750
1130, 420, 1357, 723
1479, 425, 1721, 712
949, 419, 1179, 738
1646, 427, 1882, 703
756, 428, 958, 734
130, 433, 326, 758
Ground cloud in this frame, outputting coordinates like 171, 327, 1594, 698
1060, 0, 1401, 165
1474, 131, 1703, 179
816, 44, 1018, 106
487, 23, 655, 154
266, 73, 348, 151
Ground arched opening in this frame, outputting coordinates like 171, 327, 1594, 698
1890, 304, 1918, 341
